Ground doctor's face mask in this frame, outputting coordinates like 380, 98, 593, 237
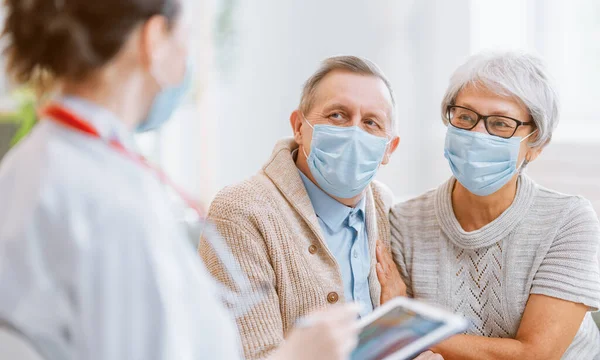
137, 1, 194, 133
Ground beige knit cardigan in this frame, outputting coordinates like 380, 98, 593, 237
199, 138, 394, 359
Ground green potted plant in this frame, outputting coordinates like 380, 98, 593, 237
0, 88, 37, 160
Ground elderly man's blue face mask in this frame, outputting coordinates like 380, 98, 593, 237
444, 126, 537, 196
302, 117, 390, 199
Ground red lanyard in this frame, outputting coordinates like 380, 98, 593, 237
42, 104, 206, 219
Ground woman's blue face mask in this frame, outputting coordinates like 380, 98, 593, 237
444, 126, 537, 196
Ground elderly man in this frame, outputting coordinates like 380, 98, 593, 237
199, 56, 401, 359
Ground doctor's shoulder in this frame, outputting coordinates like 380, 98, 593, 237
5, 123, 153, 217
0, 125, 160, 250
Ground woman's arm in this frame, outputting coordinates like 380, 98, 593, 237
377, 238, 590, 360
431, 294, 588, 360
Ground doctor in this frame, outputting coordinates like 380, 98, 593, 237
0, 0, 359, 359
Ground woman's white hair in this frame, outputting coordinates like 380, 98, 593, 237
441, 51, 560, 148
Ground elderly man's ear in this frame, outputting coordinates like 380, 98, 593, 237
290, 110, 305, 146
381, 136, 400, 165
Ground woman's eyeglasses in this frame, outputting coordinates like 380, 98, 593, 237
446, 105, 534, 139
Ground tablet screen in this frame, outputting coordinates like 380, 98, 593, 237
351, 305, 445, 360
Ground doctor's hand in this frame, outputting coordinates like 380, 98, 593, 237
413, 350, 444, 360
376, 241, 407, 304
270, 304, 361, 360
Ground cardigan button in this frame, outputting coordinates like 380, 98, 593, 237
308, 244, 318, 254
327, 292, 339, 304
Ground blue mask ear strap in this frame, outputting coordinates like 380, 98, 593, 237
302, 145, 310, 159
518, 129, 538, 172
520, 129, 538, 143
301, 114, 314, 159
302, 114, 315, 130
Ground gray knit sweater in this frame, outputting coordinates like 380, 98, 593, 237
390, 175, 600, 359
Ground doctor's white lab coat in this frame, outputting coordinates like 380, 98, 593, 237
0, 97, 241, 360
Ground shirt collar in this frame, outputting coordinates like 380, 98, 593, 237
57, 96, 137, 150
298, 170, 366, 232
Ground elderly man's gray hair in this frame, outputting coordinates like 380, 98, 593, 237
299, 55, 398, 135
441, 52, 560, 148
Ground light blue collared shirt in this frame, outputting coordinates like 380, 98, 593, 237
298, 170, 373, 316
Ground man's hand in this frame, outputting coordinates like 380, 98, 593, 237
376, 241, 407, 304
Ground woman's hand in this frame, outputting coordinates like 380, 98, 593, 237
270, 304, 361, 360
376, 241, 406, 304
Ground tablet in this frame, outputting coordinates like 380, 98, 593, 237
351, 297, 469, 360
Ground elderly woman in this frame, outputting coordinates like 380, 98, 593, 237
377, 52, 600, 359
